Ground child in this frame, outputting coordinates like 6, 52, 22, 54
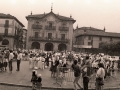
31, 70, 37, 90
36, 74, 42, 90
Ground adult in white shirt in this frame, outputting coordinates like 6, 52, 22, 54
16, 51, 22, 71
8, 50, 14, 73
95, 63, 105, 90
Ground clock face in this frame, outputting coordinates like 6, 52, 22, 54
47, 15, 55, 21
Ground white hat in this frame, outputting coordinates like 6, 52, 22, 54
32, 70, 37, 74
38, 74, 41, 77
32, 70, 36, 72
59, 60, 62, 63
34, 67, 38, 70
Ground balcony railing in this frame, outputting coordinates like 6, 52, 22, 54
45, 26, 56, 30
73, 45, 92, 48
59, 27, 69, 31
32, 24, 42, 29
29, 37, 69, 43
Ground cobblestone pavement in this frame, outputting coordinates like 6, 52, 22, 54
0, 85, 120, 90
0, 61, 120, 90
0, 85, 31, 90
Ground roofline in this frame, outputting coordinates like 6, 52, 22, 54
75, 27, 104, 31
26, 16, 76, 23
75, 34, 120, 38
0, 16, 24, 27
26, 12, 76, 23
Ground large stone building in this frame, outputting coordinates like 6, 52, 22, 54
73, 27, 120, 52
22, 29, 27, 49
0, 13, 24, 49
26, 9, 76, 51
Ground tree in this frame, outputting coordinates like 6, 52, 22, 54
100, 41, 120, 55
99, 42, 110, 54
115, 41, 120, 53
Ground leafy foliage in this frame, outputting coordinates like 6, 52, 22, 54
99, 41, 120, 55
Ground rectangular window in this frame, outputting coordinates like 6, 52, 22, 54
49, 23, 52, 28
83, 41, 84, 45
88, 42, 91, 45
88, 36, 91, 40
35, 32, 39, 38
61, 34, 65, 40
48, 33, 52, 39
4, 28, 8, 36
4, 20, 9, 27
110, 37, 113, 41
99, 37, 102, 41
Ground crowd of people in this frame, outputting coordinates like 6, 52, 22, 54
0, 48, 120, 90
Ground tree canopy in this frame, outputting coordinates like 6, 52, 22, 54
99, 41, 120, 55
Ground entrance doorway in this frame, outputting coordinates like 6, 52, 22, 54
31, 42, 40, 49
58, 44, 67, 51
45, 43, 53, 51
2, 39, 9, 45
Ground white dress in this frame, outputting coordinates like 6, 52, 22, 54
32, 57, 36, 68
42, 57, 45, 70
29, 58, 33, 69
38, 56, 42, 69
35, 57, 40, 68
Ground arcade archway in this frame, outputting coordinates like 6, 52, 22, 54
31, 42, 40, 49
58, 43, 67, 51
45, 43, 53, 51
2, 39, 9, 45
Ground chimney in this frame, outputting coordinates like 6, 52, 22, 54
70, 14, 72, 18
103, 27, 106, 32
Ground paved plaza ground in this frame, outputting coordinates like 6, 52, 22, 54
0, 61, 120, 90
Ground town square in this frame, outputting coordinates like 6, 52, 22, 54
0, 0, 120, 90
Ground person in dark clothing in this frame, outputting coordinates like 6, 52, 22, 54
81, 56, 92, 90
31, 70, 37, 90
45, 53, 49, 68
4, 50, 9, 71
72, 60, 83, 90
36, 74, 42, 90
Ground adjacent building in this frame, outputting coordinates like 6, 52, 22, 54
22, 29, 27, 49
73, 27, 120, 53
26, 9, 76, 51
0, 13, 24, 49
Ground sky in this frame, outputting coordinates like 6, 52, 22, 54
0, 0, 120, 33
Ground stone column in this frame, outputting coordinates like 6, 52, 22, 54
54, 43, 58, 51
40, 42, 45, 51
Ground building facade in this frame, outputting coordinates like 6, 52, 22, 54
26, 10, 76, 51
0, 13, 24, 49
73, 27, 120, 52
21, 29, 27, 49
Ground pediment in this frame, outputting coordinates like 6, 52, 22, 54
46, 15, 57, 21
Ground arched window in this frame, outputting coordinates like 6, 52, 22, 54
2, 39, 9, 45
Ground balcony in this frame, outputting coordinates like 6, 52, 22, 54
73, 45, 92, 48
45, 26, 56, 30
32, 24, 42, 29
59, 27, 69, 31
29, 37, 69, 43
4, 24, 9, 28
